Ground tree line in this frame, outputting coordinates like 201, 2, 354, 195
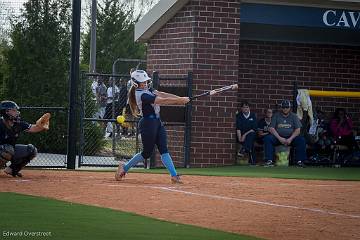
0, 0, 153, 153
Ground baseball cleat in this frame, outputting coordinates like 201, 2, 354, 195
171, 175, 182, 184
0, 160, 7, 169
4, 166, 12, 176
115, 162, 126, 181
4, 167, 22, 177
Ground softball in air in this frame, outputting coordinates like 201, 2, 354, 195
116, 115, 125, 124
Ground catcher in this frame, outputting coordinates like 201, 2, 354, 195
0, 100, 50, 177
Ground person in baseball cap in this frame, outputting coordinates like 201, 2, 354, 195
263, 99, 307, 167
280, 99, 291, 109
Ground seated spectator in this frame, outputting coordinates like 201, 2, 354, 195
313, 109, 332, 152
263, 100, 307, 167
257, 108, 273, 144
236, 101, 257, 165
330, 108, 358, 151
303, 109, 334, 165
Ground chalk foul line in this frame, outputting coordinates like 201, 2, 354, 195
149, 186, 360, 219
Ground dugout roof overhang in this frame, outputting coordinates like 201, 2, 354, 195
135, 0, 360, 43
134, 0, 191, 42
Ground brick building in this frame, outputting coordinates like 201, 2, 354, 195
135, 0, 360, 167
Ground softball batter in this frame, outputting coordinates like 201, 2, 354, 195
115, 70, 189, 183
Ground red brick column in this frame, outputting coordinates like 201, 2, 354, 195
147, 0, 240, 167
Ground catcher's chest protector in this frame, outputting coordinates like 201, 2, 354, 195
0, 121, 30, 146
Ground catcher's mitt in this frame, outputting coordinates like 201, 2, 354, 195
36, 113, 51, 130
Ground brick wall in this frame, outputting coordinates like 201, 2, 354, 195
147, 0, 240, 167
146, 0, 359, 167
238, 41, 360, 132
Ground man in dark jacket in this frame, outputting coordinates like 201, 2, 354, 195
236, 101, 257, 165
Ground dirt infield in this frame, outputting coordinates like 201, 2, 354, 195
1, 170, 360, 240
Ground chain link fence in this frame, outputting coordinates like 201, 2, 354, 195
18, 107, 68, 168
8, 70, 192, 170
0, 0, 25, 38
79, 72, 142, 168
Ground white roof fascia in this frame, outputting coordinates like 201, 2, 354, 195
135, 0, 359, 42
240, 0, 360, 10
135, 0, 190, 42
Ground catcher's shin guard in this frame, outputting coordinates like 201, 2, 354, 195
0, 144, 15, 163
5, 165, 21, 177
9, 144, 37, 177
0, 144, 14, 170
9, 159, 28, 177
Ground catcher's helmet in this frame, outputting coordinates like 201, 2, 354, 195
130, 70, 151, 88
0, 100, 20, 121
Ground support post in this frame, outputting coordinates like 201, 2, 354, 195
67, 0, 81, 169
184, 72, 193, 168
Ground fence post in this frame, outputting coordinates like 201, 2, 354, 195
293, 81, 298, 113
111, 76, 116, 155
184, 72, 193, 168
67, 0, 81, 169
78, 72, 85, 168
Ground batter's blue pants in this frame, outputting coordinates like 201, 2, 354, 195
139, 117, 168, 159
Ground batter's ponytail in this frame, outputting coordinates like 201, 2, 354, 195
128, 85, 140, 117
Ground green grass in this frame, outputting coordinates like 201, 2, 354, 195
129, 166, 360, 181
0, 192, 260, 240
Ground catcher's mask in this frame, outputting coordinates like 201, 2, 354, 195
0, 100, 20, 122
130, 70, 151, 88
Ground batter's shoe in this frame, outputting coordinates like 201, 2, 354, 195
171, 175, 182, 184
115, 162, 126, 181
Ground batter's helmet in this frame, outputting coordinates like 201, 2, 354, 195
130, 70, 151, 88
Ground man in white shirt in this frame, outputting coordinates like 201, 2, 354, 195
104, 77, 120, 138
92, 77, 107, 119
